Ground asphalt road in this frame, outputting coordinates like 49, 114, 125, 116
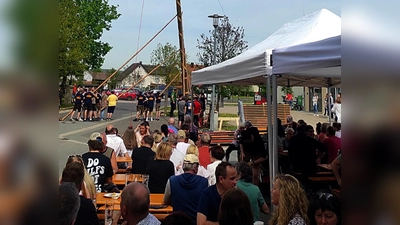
59, 100, 169, 173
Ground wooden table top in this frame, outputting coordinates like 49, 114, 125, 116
116, 156, 132, 163
98, 204, 173, 213
96, 192, 166, 206
317, 163, 332, 171
112, 173, 143, 185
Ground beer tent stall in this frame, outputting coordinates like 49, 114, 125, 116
192, 8, 341, 192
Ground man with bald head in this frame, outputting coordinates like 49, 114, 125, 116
105, 124, 132, 170
120, 182, 160, 225
167, 118, 178, 134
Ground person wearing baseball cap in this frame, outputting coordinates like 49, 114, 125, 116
82, 132, 118, 193
163, 152, 208, 222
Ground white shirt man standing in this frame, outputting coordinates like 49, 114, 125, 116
105, 124, 132, 169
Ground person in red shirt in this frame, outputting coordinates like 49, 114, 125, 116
197, 133, 212, 168
193, 96, 202, 127
285, 92, 293, 107
322, 126, 341, 163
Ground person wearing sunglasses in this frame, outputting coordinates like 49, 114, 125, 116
308, 191, 341, 225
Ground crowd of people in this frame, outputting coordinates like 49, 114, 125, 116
69, 86, 119, 122
60, 90, 342, 225
59, 111, 341, 225
67, 87, 210, 127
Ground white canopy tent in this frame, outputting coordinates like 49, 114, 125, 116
267, 35, 341, 190
272, 35, 341, 87
191, 9, 341, 198
192, 8, 341, 86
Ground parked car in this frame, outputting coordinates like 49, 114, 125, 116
113, 89, 137, 101
151, 89, 162, 94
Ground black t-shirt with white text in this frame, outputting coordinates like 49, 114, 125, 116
82, 152, 113, 192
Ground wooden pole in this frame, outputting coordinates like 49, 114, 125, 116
60, 14, 178, 121
175, 0, 189, 95
94, 50, 180, 112
119, 49, 180, 94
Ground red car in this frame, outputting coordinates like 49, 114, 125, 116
113, 89, 137, 101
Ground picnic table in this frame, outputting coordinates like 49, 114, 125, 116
116, 156, 132, 163
96, 192, 165, 205
96, 192, 172, 221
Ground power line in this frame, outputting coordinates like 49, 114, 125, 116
135, 0, 145, 63
217, 0, 226, 16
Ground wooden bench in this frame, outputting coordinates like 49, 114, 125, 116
198, 129, 269, 146
243, 104, 291, 129
198, 131, 235, 146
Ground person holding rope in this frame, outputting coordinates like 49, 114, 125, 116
106, 90, 118, 121
133, 91, 146, 121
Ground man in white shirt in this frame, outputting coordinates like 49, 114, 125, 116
105, 124, 132, 169
207, 146, 225, 185
169, 130, 190, 174
135, 122, 150, 147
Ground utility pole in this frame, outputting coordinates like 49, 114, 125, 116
175, 0, 190, 95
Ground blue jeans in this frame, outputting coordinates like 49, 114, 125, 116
100, 109, 106, 119
313, 104, 318, 114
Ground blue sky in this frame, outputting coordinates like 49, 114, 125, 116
101, 0, 340, 69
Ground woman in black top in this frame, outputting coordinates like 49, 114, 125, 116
146, 142, 175, 193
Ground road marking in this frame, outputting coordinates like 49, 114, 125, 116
59, 115, 132, 138
60, 139, 88, 146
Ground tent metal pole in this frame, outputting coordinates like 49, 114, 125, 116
210, 27, 217, 131
272, 74, 279, 181
266, 74, 274, 212
327, 86, 332, 124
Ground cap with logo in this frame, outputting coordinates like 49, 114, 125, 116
89, 132, 102, 141
183, 154, 199, 164
177, 130, 186, 139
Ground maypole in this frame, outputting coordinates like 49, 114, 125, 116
175, 0, 190, 95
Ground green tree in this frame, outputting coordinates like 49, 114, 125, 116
196, 17, 248, 110
58, 0, 120, 104
59, 0, 89, 84
150, 43, 181, 85
75, 0, 121, 70
196, 17, 248, 65
108, 68, 119, 90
